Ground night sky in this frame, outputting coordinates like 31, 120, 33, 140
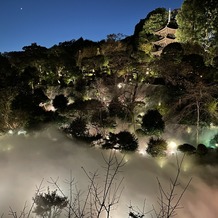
1, 0, 183, 53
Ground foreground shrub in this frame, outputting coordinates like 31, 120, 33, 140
196, 143, 208, 156
146, 137, 167, 157
102, 131, 138, 151
177, 143, 196, 154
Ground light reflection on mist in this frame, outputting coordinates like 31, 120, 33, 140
0, 126, 218, 217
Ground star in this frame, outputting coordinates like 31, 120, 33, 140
20, 7, 23, 10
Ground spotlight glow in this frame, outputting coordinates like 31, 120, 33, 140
157, 158, 166, 168
0, 127, 218, 218
168, 141, 177, 155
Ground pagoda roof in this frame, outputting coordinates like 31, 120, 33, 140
152, 37, 176, 46
153, 26, 177, 37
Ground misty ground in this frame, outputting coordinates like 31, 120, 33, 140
0, 125, 218, 217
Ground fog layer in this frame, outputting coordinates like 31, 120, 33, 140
0, 127, 218, 217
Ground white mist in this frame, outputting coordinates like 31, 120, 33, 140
0, 126, 217, 217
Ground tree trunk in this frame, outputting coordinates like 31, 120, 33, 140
196, 100, 200, 145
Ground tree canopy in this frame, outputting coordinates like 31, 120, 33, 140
176, 0, 218, 55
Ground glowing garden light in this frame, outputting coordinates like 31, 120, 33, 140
117, 83, 125, 89
157, 158, 166, 168
186, 127, 192, 134
210, 123, 216, 129
168, 141, 177, 155
117, 83, 122, 88
139, 148, 147, 156
183, 162, 190, 172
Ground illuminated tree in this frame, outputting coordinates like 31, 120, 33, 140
142, 8, 168, 34
0, 88, 27, 133
152, 48, 218, 144
173, 81, 218, 144
146, 137, 167, 157
176, 0, 218, 54
134, 8, 178, 55
45, 48, 79, 86
106, 33, 127, 42
176, 0, 201, 44
81, 55, 107, 73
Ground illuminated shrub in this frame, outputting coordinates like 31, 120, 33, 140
146, 137, 167, 157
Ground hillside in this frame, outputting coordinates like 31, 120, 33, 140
0, 6, 217, 156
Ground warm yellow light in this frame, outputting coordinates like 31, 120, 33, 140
186, 127, 192, 133
139, 148, 147, 156
117, 83, 123, 89
157, 158, 166, 168
168, 141, 177, 155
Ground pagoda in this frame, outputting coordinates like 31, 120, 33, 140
152, 9, 177, 56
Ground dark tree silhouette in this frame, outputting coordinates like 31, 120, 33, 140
141, 109, 165, 135
177, 143, 196, 154
33, 189, 68, 218
108, 97, 129, 120
102, 131, 138, 151
196, 143, 208, 156
67, 117, 88, 138
53, 94, 68, 111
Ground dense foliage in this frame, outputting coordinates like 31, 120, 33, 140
146, 137, 168, 157
102, 131, 138, 151
176, 0, 218, 57
0, 3, 217, 156
141, 109, 165, 135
